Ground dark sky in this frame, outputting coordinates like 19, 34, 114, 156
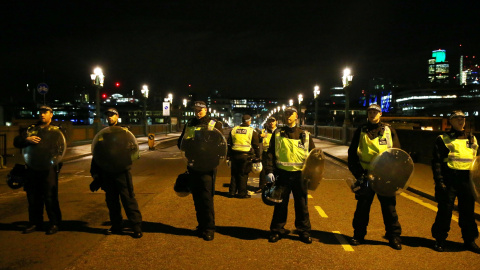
2, 1, 479, 103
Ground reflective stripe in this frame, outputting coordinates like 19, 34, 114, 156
276, 161, 304, 166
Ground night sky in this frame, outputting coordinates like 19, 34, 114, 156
2, 1, 479, 103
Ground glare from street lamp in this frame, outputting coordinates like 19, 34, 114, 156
298, 94, 303, 104
314, 85, 320, 98
289, 99, 294, 106
90, 67, 104, 86
141, 85, 149, 98
183, 98, 187, 107
168, 93, 173, 103
342, 68, 353, 87
282, 105, 286, 111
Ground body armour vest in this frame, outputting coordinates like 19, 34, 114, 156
231, 126, 254, 152
357, 125, 392, 170
441, 134, 478, 170
262, 129, 275, 152
274, 129, 309, 171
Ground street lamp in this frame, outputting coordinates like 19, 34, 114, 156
289, 99, 294, 107
90, 67, 104, 132
167, 93, 173, 132
141, 85, 149, 135
183, 98, 187, 126
314, 85, 320, 137
342, 68, 354, 144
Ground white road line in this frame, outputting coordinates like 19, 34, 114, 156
400, 192, 480, 231
315, 206, 328, 218
332, 231, 354, 251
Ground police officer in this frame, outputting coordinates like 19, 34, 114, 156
265, 106, 315, 244
347, 104, 402, 250
431, 110, 480, 253
257, 116, 277, 193
177, 101, 223, 241
90, 108, 143, 238
227, 114, 261, 198
14, 105, 63, 235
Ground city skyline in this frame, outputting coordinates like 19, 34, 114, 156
2, 1, 479, 103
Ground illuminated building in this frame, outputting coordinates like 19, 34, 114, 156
428, 49, 450, 83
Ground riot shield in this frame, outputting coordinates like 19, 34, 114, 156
369, 148, 414, 196
302, 148, 325, 191
180, 125, 227, 172
91, 126, 139, 173
22, 126, 67, 171
469, 156, 480, 203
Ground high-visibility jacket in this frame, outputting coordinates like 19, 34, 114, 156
184, 120, 216, 140
231, 126, 254, 152
357, 125, 392, 170
441, 134, 478, 170
262, 128, 275, 152
274, 129, 309, 171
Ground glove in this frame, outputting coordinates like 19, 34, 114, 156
89, 178, 102, 192
266, 173, 275, 183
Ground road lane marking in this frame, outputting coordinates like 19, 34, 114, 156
400, 192, 480, 231
332, 231, 354, 251
314, 206, 328, 218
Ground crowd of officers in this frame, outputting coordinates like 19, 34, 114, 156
12, 102, 480, 254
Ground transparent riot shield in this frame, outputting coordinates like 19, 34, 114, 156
302, 148, 325, 191
369, 148, 414, 196
22, 126, 67, 171
469, 156, 480, 203
180, 125, 227, 172
91, 126, 139, 173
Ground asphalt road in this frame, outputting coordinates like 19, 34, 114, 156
0, 142, 479, 269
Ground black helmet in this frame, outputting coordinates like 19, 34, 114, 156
262, 182, 286, 206
6, 164, 26, 190
174, 172, 191, 197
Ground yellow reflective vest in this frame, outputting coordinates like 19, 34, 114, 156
262, 128, 275, 152
231, 126, 254, 152
357, 125, 392, 170
184, 120, 216, 140
274, 129, 309, 171
441, 134, 478, 170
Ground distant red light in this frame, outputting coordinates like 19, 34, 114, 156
102, 94, 107, 98
188, 84, 192, 87
115, 82, 120, 87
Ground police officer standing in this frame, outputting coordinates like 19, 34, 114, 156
177, 101, 223, 241
347, 104, 402, 250
265, 106, 315, 244
227, 114, 261, 198
431, 110, 480, 253
14, 105, 63, 235
257, 116, 277, 193
90, 108, 143, 238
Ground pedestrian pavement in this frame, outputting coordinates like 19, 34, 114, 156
312, 137, 480, 217
1, 132, 478, 216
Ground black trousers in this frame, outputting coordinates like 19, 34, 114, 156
229, 152, 251, 196
24, 167, 62, 226
188, 168, 216, 232
270, 170, 311, 235
258, 151, 269, 190
431, 172, 479, 242
352, 188, 402, 239
101, 170, 142, 226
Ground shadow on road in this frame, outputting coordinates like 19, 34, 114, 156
141, 221, 197, 236
400, 236, 465, 252
0, 220, 106, 234
216, 225, 267, 240
311, 230, 385, 246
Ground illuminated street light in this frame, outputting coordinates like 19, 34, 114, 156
342, 68, 354, 144
289, 99, 294, 106
183, 98, 187, 125
90, 67, 105, 132
314, 85, 320, 137
141, 85, 149, 135
298, 94, 303, 126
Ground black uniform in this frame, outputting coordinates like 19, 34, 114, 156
14, 123, 63, 229
265, 125, 315, 237
227, 124, 261, 197
431, 129, 479, 242
90, 124, 142, 230
178, 116, 223, 234
347, 121, 402, 240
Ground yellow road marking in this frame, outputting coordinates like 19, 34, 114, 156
332, 231, 354, 251
315, 206, 328, 218
400, 193, 480, 231
308, 194, 313, 198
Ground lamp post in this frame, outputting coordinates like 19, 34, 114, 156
289, 99, 294, 107
167, 93, 173, 133
90, 67, 104, 133
141, 85, 149, 136
298, 94, 303, 126
183, 98, 187, 127
342, 68, 353, 144
314, 85, 320, 137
